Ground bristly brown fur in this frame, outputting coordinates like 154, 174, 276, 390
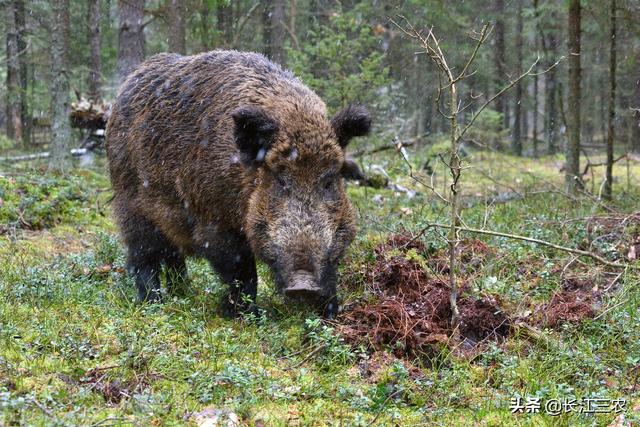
106, 50, 371, 317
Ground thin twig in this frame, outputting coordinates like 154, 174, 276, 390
232, 2, 262, 46
90, 417, 129, 427
455, 25, 491, 82
458, 57, 542, 142
426, 222, 636, 269
367, 389, 402, 426
396, 137, 449, 204
352, 140, 415, 157
0, 148, 88, 162
293, 344, 327, 368
604, 272, 623, 292
32, 398, 54, 418
581, 153, 627, 176
594, 299, 627, 320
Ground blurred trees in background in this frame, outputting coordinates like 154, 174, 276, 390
0, 0, 638, 172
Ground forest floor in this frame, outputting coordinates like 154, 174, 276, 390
2, 146, 640, 426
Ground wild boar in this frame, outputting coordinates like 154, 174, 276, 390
106, 50, 370, 318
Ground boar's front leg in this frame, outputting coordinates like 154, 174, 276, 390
206, 234, 258, 318
323, 295, 339, 320
320, 266, 339, 320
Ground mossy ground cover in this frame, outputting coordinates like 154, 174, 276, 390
1, 149, 640, 426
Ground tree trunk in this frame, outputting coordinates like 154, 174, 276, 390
604, 0, 616, 200
493, 0, 506, 130
533, 9, 539, 158
523, 101, 528, 143
504, 99, 510, 133
117, 0, 145, 82
566, 0, 581, 193
271, 0, 286, 66
262, 0, 287, 66
290, 0, 296, 40
262, 3, 271, 58
545, 35, 558, 155
583, 55, 595, 145
87, 0, 101, 102
5, 0, 22, 143
199, 1, 211, 50
217, 1, 233, 48
633, 46, 640, 153
599, 48, 607, 144
512, 0, 524, 155
16, 0, 29, 146
411, 49, 424, 141
48, 0, 72, 171
167, 0, 186, 54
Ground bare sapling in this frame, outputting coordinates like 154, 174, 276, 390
393, 17, 541, 327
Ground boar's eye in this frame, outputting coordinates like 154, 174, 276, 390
324, 179, 334, 191
321, 174, 338, 195
275, 175, 290, 191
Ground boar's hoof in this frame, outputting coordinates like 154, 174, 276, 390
138, 289, 162, 304
322, 302, 337, 320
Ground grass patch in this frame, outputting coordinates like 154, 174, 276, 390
1, 148, 640, 425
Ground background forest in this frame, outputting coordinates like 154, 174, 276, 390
2, 0, 640, 426
2, 0, 639, 164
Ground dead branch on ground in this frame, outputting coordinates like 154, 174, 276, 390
425, 222, 637, 270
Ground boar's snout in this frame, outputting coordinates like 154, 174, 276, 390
283, 270, 324, 302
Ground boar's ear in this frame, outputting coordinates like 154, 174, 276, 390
341, 157, 365, 181
331, 105, 372, 148
231, 106, 279, 167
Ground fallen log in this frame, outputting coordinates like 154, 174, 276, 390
0, 148, 88, 163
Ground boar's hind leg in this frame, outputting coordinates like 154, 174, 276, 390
127, 247, 162, 303
207, 237, 258, 318
123, 215, 172, 303
164, 252, 189, 296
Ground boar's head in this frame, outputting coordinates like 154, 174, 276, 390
232, 104, 370, 316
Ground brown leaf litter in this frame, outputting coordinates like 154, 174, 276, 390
335, 233, 608, 360
335, 234, 509, 359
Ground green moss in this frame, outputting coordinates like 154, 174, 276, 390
0, 170, 111, 231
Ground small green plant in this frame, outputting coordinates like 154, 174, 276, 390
0, 134, 16, 151
305, 318, 354, 366
93, 232, 122, 266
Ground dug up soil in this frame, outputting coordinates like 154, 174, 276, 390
334, 233, 600, 359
